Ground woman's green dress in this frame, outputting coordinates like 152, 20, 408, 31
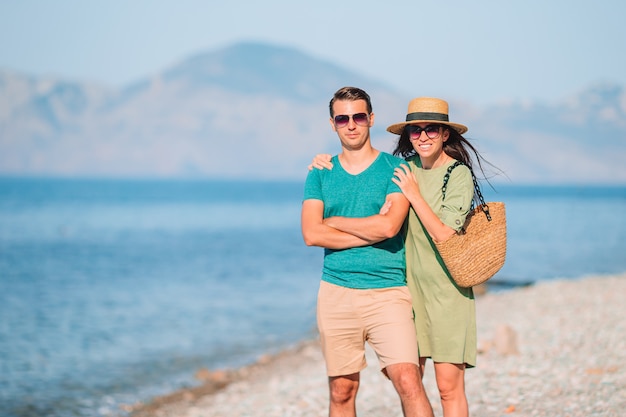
404, 157, 477, 367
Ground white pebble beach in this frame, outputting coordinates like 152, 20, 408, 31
129, 273, 626, 417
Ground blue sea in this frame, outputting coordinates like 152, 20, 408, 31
1, 178, 625, 417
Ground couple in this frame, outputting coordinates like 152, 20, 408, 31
302, 86, 489, 417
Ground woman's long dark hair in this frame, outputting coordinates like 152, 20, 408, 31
392, 124, 500, 204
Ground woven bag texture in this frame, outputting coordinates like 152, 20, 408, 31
435, 202, 507, 287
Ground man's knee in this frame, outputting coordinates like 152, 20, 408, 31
386, 363, 424, 395
329, 374, 359, 404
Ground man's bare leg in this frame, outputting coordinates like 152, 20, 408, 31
386, 362, 434, 417
328, 373, 360, 417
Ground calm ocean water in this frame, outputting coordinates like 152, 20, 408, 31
1, 178, 625, 417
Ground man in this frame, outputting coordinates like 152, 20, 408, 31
301, 86, 433, 417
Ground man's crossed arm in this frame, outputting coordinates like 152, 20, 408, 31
301, 192, 409, 250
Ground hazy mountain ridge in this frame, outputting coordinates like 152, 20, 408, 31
465, 83, 626, 183
1, 42, 624, 183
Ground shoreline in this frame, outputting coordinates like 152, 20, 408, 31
128, 273, 626, 417
125, 339, 322, 416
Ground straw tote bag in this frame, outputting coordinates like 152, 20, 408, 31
427, 161, 507, 288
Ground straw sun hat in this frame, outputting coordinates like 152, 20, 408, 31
386, 97, 468, 135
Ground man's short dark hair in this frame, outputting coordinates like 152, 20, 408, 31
329, 86, 373, 117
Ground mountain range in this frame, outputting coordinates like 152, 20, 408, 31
1, 41, 625, 184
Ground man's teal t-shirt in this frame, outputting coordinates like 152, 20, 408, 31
303, 152, 407, 289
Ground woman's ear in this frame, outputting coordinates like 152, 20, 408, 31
442, 127, 451, 142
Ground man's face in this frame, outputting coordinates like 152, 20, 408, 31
330, 99, 374, 151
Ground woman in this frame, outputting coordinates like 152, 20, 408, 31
311, 97, 494, 417
387, 97, 493, 417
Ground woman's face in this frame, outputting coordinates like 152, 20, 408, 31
407, 123, 450, 160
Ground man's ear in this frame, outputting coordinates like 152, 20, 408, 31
329, 117, 337, 132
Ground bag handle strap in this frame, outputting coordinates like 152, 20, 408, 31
443, 161, 492, 221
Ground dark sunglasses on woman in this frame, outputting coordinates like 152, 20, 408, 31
407, 124, 442, 139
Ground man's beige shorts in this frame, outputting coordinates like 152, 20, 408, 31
317, 280, 419, 377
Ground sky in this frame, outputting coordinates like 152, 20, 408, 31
1, 0, 624, 106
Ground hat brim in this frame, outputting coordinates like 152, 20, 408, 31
386, 120, 468, 135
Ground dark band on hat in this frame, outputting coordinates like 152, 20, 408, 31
406, 112, 449, 122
